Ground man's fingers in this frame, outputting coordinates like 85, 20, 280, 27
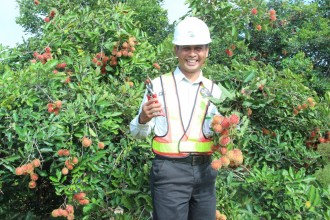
147, 97, 160, 105
142, 99, 163, 118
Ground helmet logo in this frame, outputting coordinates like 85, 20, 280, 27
188, 31, 195, 38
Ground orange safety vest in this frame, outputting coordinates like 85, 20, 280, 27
152, 72, 214, 157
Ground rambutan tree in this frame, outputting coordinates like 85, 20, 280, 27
0, 0, 167, 219
185, 0, 330, 218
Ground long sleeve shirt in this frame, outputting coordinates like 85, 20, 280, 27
130, 67, 222, 139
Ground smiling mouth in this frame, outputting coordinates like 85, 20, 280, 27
186, 59, 198, 65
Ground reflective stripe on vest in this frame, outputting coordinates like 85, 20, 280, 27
152, 72, 214, 156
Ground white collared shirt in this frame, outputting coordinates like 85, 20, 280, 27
130, 67, 222, 139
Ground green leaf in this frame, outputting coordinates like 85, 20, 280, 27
2, 155, 20, 162
121, 195, 133, 209
109, 112, 122, 117
218, 83, 235, 101
231, 25, 237, 37
122, 189, 140, 194
242, 101, 252, 107
89, 127, 97, 137
38, 170, 48, 177
311, 187, 321, 206
13, 112, 18, 122
91, 151, 107, 162
39, 148, 54, 153
308, 185, 316, 203
245, 31, 251, 41
49, 176, 58, 183
2, 164, 14, 172
138, 143, 150, 148
56, 169, 62, 181
244, 72, 255, 83
83, 204, 94, 213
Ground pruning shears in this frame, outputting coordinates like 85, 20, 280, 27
145, 76, 157, 101
145, 76, 164, 116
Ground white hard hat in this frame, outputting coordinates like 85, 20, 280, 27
172, 17, 212, 45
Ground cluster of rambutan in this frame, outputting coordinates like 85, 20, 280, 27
112, 36, 137, 58
73, 192, 89, 205
64, 69, 73, 83
49, 9, 57, 18
53, 63, 71, 84
32, 46, 70, 84
262, 127, 277, 138
57, 149, 70, 157
216, 210, 227, 220
47, 100, 62, 115
62, 158, 77, 175
225, 48, 233, 57
250, 8, 278, 30
15, 158, 41, 189
153, 63, 161, 70
124, 77, 134, 87
91, 37, 137, 74
53, 62, 71, 83
224, 44, 236, 57
55, 62, 68, 71
210, 113, 244, 170
293, 97, 316, 116
57, 149, 79, 175
211, 114, 240, 144
211, 148, 244, 170
51, 204, 75, 220
305, 128, 330, 150
32, 46, 52, 64
32, 45, 71, 83
91, 52, 110, 74
81, 136, 106, 150
44, 8, 57, 23
269, 9, 276, 21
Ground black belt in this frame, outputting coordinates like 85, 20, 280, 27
155, 155, 211, 166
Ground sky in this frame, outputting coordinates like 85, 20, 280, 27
162, 0, 190, 23
0, 0, 189, 48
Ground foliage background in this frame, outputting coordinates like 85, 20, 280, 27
0, 0, 329, 219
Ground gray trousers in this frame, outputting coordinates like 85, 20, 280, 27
150, 158, 217, 220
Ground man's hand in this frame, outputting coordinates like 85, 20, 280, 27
139, 97, 163, 124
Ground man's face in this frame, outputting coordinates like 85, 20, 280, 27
175, 45, 209, 76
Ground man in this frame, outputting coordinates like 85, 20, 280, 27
130, 17, 221, 220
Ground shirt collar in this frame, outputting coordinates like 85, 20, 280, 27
173, 67, 205, 85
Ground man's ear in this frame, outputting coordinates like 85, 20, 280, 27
173, 45, 178, 56
206, 47, 209, 57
